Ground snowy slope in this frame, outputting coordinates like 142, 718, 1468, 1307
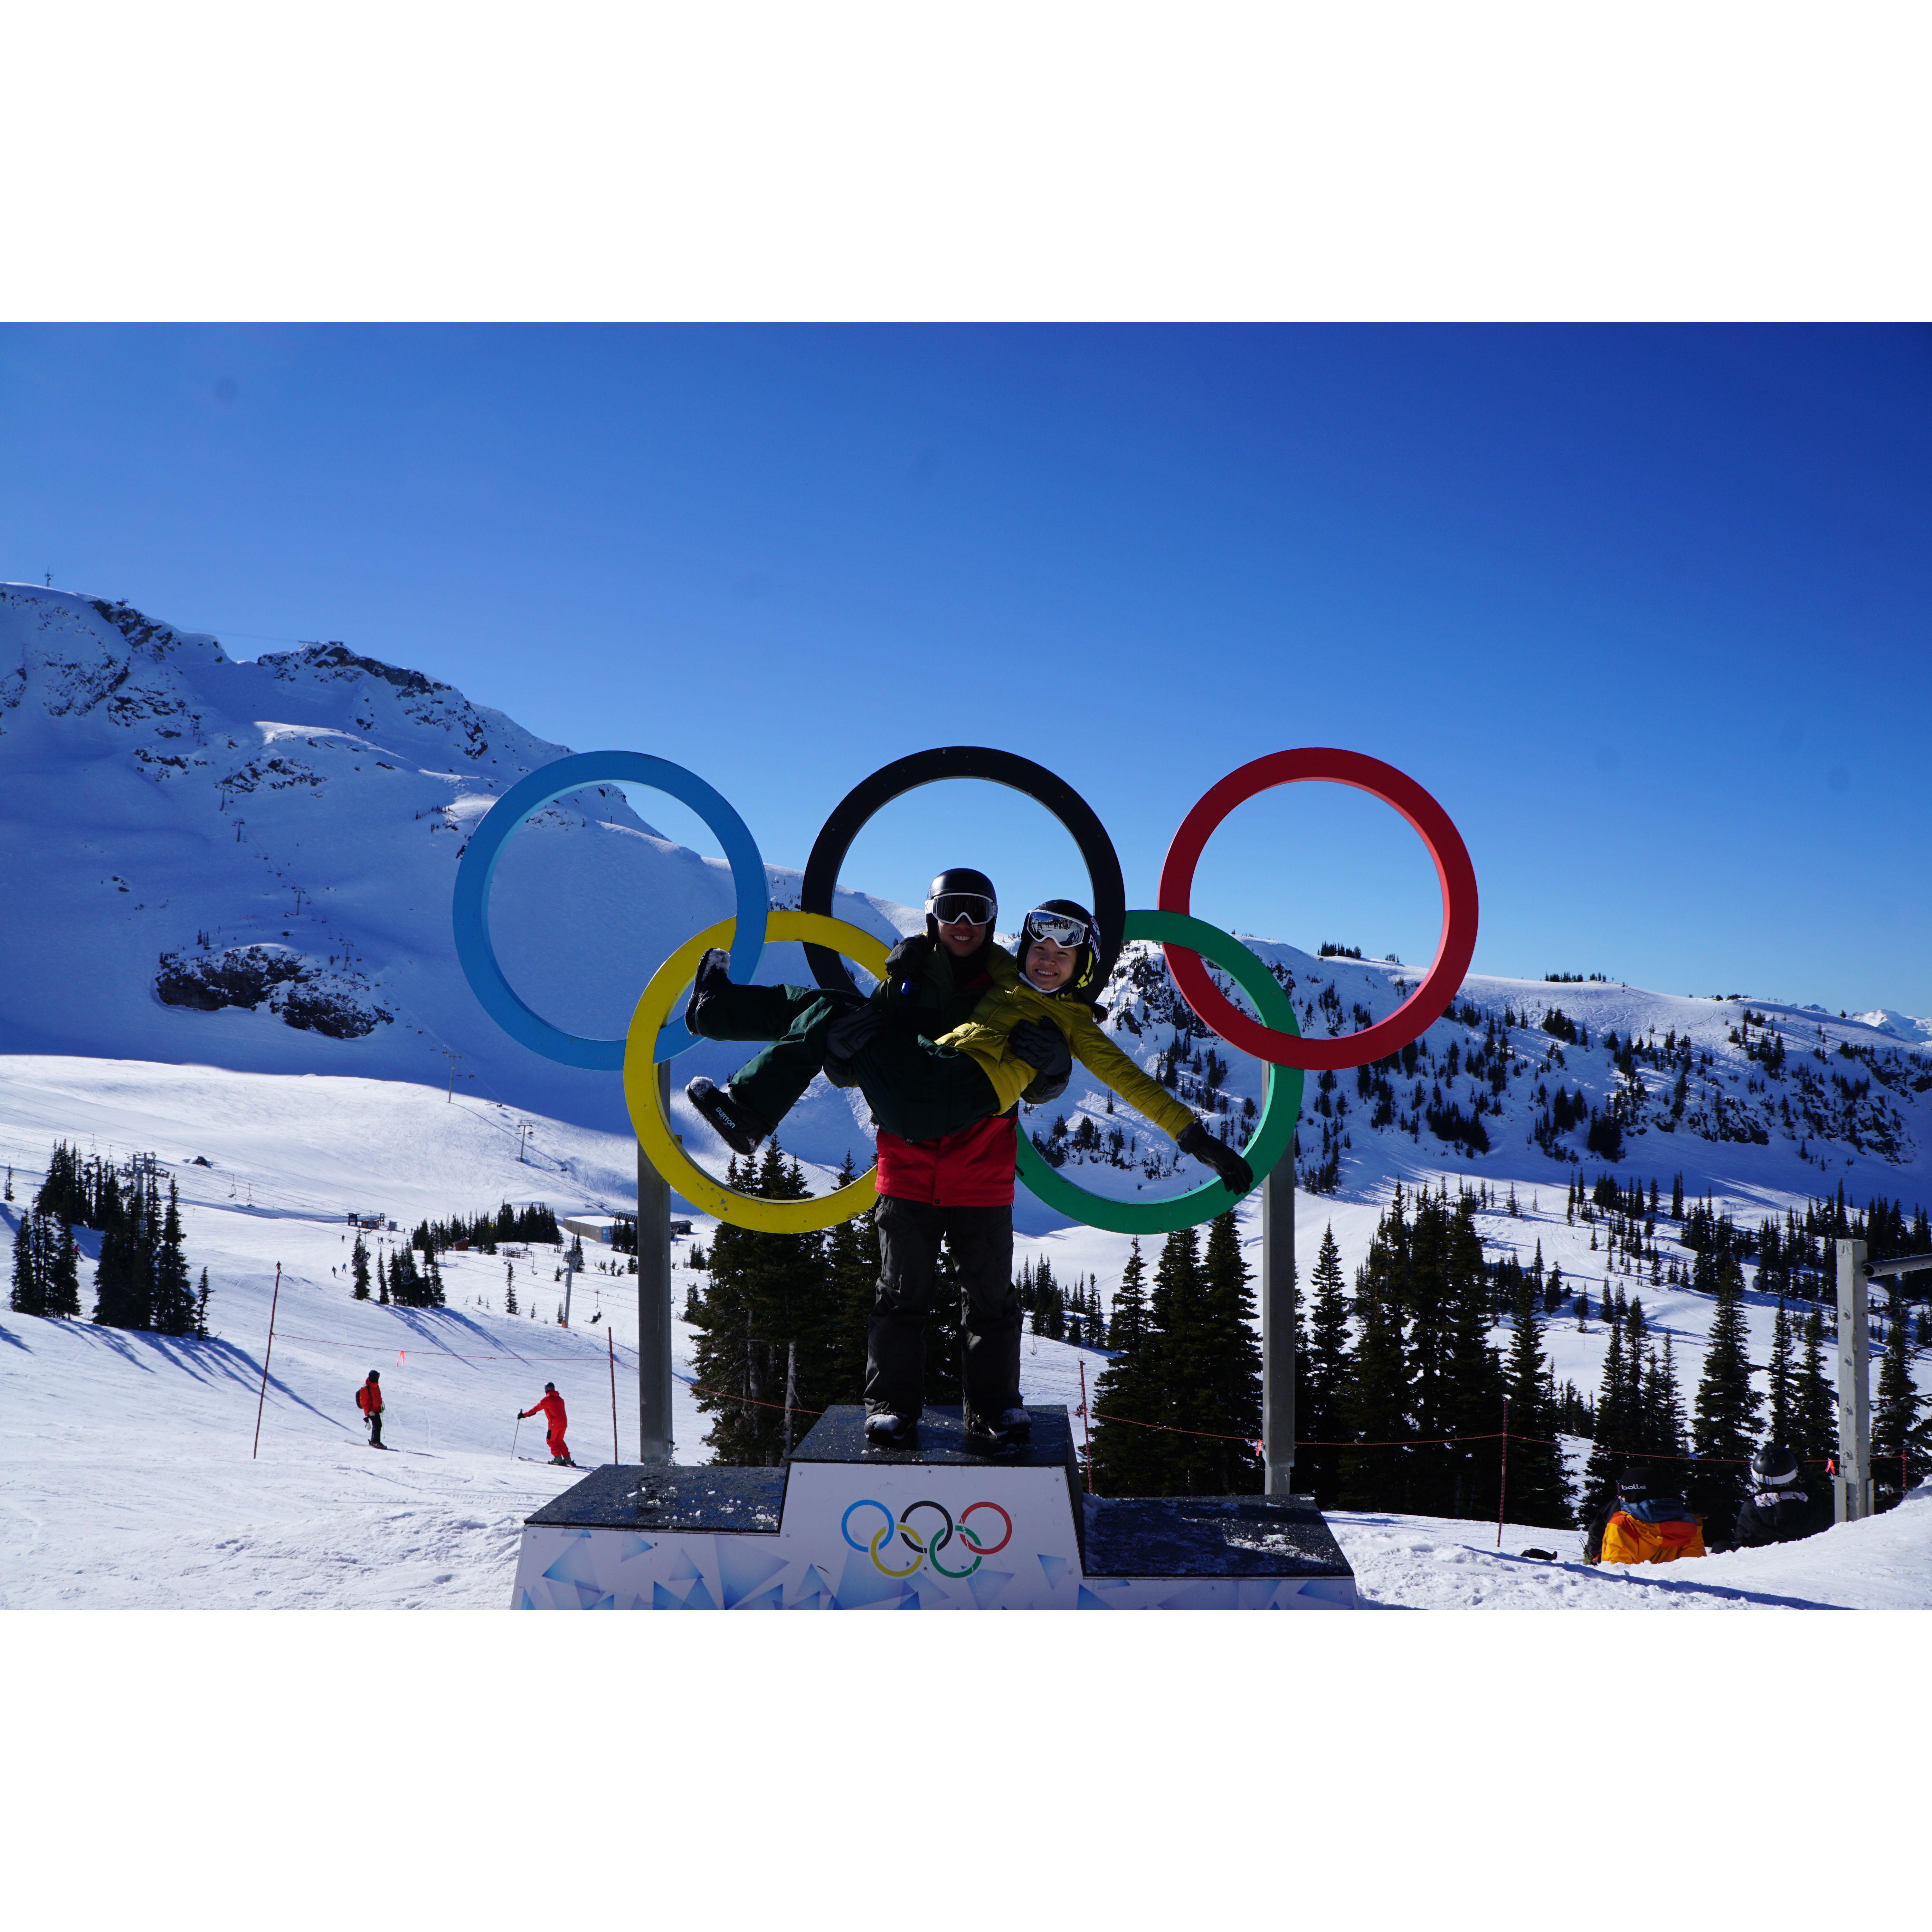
0, 583, 915, 1148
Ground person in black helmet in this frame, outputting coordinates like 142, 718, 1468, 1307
1730, 1443, 1826, 1548
680, 867, 1057, 1156
678, 869, 1056, 1453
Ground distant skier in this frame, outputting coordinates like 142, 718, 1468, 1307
356, 1370, 385, 1449
1731, 1443, 1827, 1548
520, 1382, 574, 1466
1583, 1464, 1706, 1565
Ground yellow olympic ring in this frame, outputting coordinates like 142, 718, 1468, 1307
623, 911, 893, 1234
867, 1521, 923, 1579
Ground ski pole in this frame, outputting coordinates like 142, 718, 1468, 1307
512, 1414, 522, 1461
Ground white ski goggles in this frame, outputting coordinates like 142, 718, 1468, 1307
928, 892, 996, 925
1022, 909, 1094, 951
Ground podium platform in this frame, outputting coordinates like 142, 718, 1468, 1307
512, 1405, 1357, 1609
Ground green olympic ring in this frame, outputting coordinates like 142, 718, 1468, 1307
1014, 908, 1303, 1235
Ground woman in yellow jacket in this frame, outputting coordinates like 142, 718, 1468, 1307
832, 900, 1255, 1196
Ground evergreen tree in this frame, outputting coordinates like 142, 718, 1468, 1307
1339, 1186, 1414, 1511
1108, 1241, 1149, 1354
821, 1157, 880, 1402
377, 1250, 391, 1306
1180, 1212, 1263, 1494
351, 1235, 371, 1301
1501, 1264, 1573, 1527
1298, 1225, 1352, 1507
92, 1173, 155, 1331
150, 1180, 197, 1337
1870, 1292, 1928, 1510
1792, 1306, 1837, 1497
1090, 1228, 1197, 1495
46, 1215, 82, 1319
1579, 1297, 1633, 1523
10, 1207, 48, 1315
1689, 1260, 1763, 1528
194, 1267, 211, 1340
504, 1260, 517, 1315
690, 1143, 839, 1464
1765, 1299, 1796, 1451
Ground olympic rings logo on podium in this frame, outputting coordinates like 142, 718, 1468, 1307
452, 744, 1478, 1236
840, 1497, 1014, 1580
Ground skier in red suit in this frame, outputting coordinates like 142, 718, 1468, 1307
520, 1382, 575, 1466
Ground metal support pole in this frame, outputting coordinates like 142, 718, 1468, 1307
1260, 1152, 1296, 1497
637, 1062, 674, 1465
1835, 1237, 1869, 1524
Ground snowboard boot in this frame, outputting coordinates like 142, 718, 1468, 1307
685, 1077, 772, 1157
682, 948, 735, 1038
964, 1413, 1020, 1457
996, 1406, 1032, 1443
864, 1410, 918, 1449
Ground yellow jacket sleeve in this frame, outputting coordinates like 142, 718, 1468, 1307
936, 989, 1198, 1141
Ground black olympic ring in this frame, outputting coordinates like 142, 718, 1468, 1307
897, 1498, 954, 1556
799, 746, 1127, 996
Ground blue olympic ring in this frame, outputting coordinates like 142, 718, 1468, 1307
451, 750, 769, 1068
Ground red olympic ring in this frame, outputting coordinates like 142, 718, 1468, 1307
957, 1500, 1012, 1556
1156, 748, 1479, 1072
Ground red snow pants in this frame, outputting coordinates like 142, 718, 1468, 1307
547, 1426, 570, 1461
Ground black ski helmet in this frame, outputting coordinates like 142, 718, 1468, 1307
1020, 899, 1102, 997
1751, 1443, 1800, 1486
925, 867, 997, 939
544, 1381, 556, 1393
1616, 1463, 1653, 1497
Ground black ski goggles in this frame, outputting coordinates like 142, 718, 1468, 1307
1021, 909, 1095, 952
928, 892, 995, 925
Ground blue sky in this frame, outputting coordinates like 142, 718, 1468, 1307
4, 323, 1928, 1014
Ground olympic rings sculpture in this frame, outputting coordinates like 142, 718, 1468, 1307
453, 743, 1478, 1234
841, 1497, 1014, 1579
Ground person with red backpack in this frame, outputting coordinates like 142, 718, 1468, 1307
355, 1370, 385, 1449
520, 1382, 574, 1466
1584, 1464, 1707, 1565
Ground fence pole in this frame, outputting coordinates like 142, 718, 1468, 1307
1495, 1393, 1510, 1548
251, 1263, 282, 1460
609, 1326, 619, 1465
1260, 1151, 1296, 1495
1078, 1359, 1095, 1493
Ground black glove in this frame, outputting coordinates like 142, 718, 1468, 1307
825, 1002, 885, 1085
1177, 1122, 1255, 1196
1008, 1019, 1071, 1079
883, 934, 931, 979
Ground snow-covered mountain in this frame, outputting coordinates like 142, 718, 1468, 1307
0, 584, 913, 1151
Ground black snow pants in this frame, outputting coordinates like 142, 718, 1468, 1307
695, 981, 1001, 1144
867, 1196, 1020, 1430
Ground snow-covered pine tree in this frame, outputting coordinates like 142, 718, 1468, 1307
351, 1234, 370, 1301
194, 1267, 211, 1339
